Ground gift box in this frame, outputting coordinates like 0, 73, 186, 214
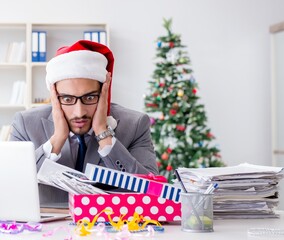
85, 163, 182, 202
69, 193, 181, 223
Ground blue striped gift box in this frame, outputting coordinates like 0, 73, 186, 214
85, 163, 181, 202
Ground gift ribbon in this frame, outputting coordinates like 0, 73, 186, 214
42, 226, 72, 240
0, 221, 42, 234
75, 209, 164, 237
134, 173, 168, 183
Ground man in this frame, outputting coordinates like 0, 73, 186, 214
9, 40, 159, 204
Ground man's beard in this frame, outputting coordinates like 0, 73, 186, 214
68, 116, 92, 135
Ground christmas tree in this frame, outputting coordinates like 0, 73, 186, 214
144, 18, 225, 182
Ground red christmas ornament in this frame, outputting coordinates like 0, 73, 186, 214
146, 103, 158, 108
176, 125, 186, 131
206, 132, 214, 138
159, 82, 165, 87
161, 152, 169, 161
152, 92, 159, 97
166, 165, 173, 171
169, 42, 174, 48
167, 147, 173, 154
192, 88, 197, 94
214, 153, 222, 158
169, 109, 177, 115
157, 161, 162, 167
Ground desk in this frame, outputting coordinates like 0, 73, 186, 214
2, 212, 284, 240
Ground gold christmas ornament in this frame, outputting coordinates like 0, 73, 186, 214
172, 102, 179, 110
177, 89, 184, 97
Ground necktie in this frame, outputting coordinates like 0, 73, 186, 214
75, 135, 87, 172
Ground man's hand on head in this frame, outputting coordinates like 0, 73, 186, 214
50, 84, 69, 154
92, 73, 113, 148
92, 72, 111, 135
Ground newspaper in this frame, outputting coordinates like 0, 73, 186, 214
37, 159, 108, 195
175, 163, 284, 219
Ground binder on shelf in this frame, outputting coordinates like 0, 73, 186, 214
32, 31, 39, 62
83, 31, 92, 41
38, 31, 46, 62
99, 31, 107, 45
83, 31, 107, 45
5, 42, 26, 63
91, 31, 99, 43
32, 31, 47, 62
16, 42, 26, 63
9, 81, 26, 105
5, 43, 13, 62
9, 81, 20, 104
16, 81, 26, 104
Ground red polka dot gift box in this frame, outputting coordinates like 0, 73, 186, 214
69, 193, 181, 223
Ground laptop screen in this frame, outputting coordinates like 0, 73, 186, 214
0, 141, 41, 222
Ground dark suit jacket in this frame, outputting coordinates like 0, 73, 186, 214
10, 103, 158, 204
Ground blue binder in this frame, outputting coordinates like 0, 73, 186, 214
98, 31, 107, 45
31, 31, 39, 62
84, 31, 91, 41
38, 31, 46, 62
83, 31, 107, 45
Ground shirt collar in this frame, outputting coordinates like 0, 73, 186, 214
69, 128, 93, 138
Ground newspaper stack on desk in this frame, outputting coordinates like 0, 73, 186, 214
37, 159, 108, 195
176, 163, 284, 219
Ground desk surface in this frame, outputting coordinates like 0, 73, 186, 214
2, 212, 284, 240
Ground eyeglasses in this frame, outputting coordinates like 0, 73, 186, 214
57, 92, 100, 105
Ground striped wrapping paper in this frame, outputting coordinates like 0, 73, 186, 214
85, 163, 182, 202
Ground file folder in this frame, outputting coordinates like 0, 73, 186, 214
91, 31, 99, 43
38, 31, 46, 62
32, 31, 39, 62
99, 31, 107, 45
83, 31, 92, 41
83, 31, 107, 45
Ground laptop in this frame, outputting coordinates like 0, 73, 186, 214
0, 141, 70, 222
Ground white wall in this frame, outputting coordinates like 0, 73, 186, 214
0, 0, 284, 168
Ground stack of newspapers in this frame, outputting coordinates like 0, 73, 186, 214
176, 163, 284, 219
37, 159, 108, 195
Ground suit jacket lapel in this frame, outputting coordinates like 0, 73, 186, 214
85, 132, 101, 167
42, 113, 54, 139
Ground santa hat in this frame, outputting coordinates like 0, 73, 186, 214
46, 40, 114, 115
